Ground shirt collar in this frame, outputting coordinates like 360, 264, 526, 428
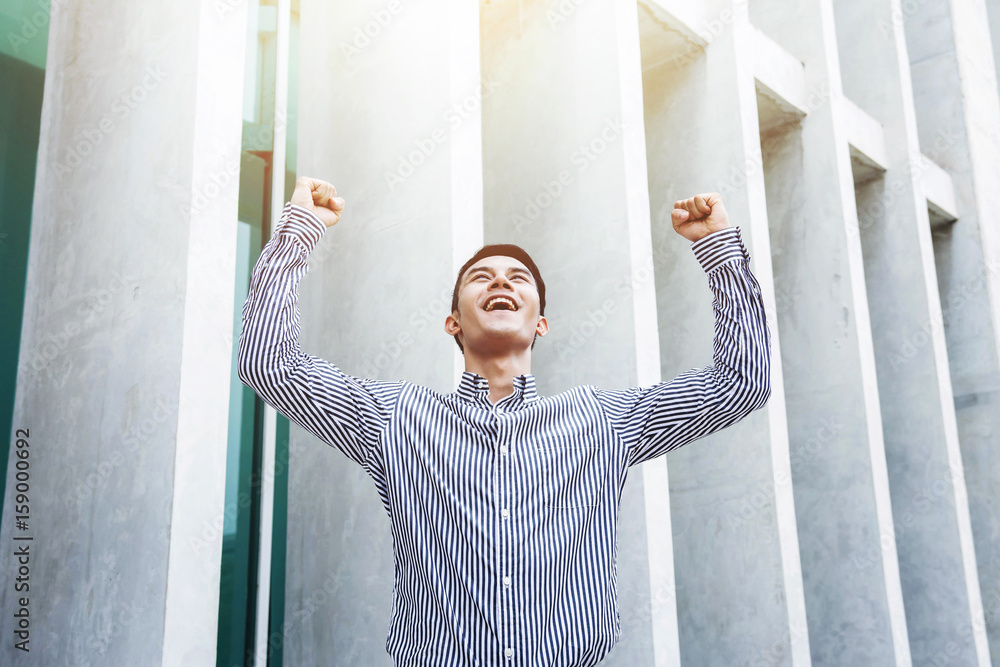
456, 371, 538, 407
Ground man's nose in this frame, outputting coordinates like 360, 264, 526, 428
489, 275, 513, 290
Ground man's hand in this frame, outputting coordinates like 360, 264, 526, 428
290, 176, 345, 228
672, 192, 730, 243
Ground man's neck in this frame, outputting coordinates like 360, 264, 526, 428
463, 350, 532, 405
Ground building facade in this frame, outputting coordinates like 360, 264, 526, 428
2, 0, 1000, 665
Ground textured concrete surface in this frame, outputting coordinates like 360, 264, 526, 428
753, 0, 909, 664
639, 2, 808, 665
285, 0, 482, 665
905, 0, 1000, 662
836, 0, 990, 663
479, 1, 674, 664
0, 0, 246, 665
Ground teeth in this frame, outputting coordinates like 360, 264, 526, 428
485, 296, 516, 312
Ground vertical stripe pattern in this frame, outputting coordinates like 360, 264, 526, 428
238, 203, 771, 666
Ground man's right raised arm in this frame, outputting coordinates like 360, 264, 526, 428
237, 183, 403, 469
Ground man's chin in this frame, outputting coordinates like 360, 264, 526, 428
466, 329, 533, 352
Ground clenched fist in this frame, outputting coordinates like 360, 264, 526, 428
291, 176, 344, 228
672, 192, 730, 243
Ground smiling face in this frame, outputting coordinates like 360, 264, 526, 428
445, 255, 548, 355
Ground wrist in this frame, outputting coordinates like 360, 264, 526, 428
690, 224, 731, 243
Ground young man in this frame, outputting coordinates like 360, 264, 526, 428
238, 177, 771, 666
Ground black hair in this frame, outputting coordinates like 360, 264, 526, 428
450, 244, 546, 353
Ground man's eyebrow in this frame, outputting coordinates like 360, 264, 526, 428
464, 265, 534, 283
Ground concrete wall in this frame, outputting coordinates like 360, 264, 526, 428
903, 0, 1000, 661
750, 0, 910, 662
285, 0, 481, 664
478, 2, 674, 664
833, 0, 991, 663
0, 0, 247, 665
639, 1, 808, 664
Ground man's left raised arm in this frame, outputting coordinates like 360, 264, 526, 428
594, 193, 772, 466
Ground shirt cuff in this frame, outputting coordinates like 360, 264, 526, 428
275, 202, 327, 254
691, 226, 751, 273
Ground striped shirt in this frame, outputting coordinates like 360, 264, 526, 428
238, 203, 771, 667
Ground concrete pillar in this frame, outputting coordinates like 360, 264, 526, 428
989, 0, 1000, 99
904, 0, 1000, 660
639, 1, 809, 664
834, 0, 991, 663
749, 1, 911, 664
479, 0, 679, 663
286, 0, 482, 664
0, 1, 247, 665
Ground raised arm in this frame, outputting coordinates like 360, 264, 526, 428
595, 193, 771, 466
237, 178, 403, 469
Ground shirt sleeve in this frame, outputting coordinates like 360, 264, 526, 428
594, 226, 772, 467
237, 202, 404, 469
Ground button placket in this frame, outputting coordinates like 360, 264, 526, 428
496, 409, 515, 662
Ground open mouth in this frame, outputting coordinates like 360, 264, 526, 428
482, 295, 518, 312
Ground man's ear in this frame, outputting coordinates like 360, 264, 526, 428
536, 316, 549, 337
445, 311, 462, 336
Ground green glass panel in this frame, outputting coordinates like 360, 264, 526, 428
267, 414, 290, 667
0, 0, 51, 69
0, 26, 47, 521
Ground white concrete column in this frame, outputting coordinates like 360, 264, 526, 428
835, 0, 991, 664
287, 0, 482, 664
749, 1, 912, 664
479, 1, 679, 663
0, 1, 247, 665
639, 1, 810, 664
903, 0, 1000, 660
991, 0, 1000, 97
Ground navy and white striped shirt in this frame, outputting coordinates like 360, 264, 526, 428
238, 203, 771, 666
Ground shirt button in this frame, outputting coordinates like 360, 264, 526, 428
505, 647, 513, 658
501, 507, 509, 518
500, 444, 508, 455
503, 575, 511, 587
